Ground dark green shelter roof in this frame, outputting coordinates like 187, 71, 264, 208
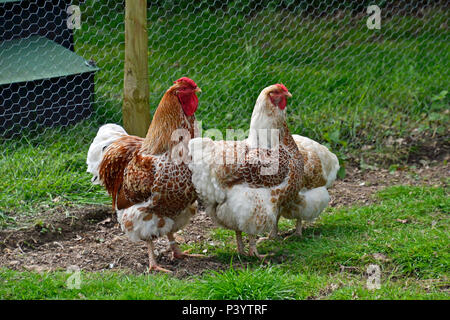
0, 35, 98, 86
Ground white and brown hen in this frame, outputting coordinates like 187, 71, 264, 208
188, 84, 304, 257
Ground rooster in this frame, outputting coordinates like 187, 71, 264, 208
86, 77, 202, 272
188, 84, 304, 257
268, 135, 339, 239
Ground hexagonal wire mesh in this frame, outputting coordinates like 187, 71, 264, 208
0, 0, 448, 211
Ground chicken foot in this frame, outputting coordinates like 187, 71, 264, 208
256, 215, 281, 245
235, 231, 268, 259
248, 235, 269, 259
167, 233, 204, 260
146, 240, 172, 273
284, 219, 303, 239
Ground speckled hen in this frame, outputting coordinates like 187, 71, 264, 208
188, 84, 304, 257
86, 77, 201, 272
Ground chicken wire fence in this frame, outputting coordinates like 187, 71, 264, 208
0, 0, 448, 208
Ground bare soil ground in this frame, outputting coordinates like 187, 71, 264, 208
0, 161, 448, 277
329, 161, 449, 207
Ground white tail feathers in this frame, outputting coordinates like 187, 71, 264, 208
86, 124, 128, 184
292, 134, 339, 187
297, 187, 330, 221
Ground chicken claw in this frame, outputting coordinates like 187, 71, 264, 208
168, 233, 204, 260
171, 247, 205, 260
284, 219, 303, 240
147, 264, 172, 274
256, 234, 281, 246
248, 235, 270, 260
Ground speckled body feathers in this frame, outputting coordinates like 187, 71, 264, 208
87, 83, 199, 243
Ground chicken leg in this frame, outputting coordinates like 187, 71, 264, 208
294, 219, 303, 236
236, 231, 246, 255
146, 240, 172, 273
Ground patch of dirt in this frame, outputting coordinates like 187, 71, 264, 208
347, 130, 449, 167
0, 207, 238, 278
0, 162, 448, 276
330, 161, 449, 208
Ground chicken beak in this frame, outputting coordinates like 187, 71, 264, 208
195, 87, 202, 93
285, 91, 292, 98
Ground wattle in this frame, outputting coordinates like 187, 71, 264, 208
270, 95, 287, 110
278, 96, 287, 110
177, 92, 198, 116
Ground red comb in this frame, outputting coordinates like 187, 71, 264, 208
275, 83, 288, 92
174, 77, 197, 88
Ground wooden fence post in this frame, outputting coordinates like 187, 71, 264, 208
123, 0, 150, 137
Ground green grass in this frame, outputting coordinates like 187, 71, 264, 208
1, 185, 448, 299
0, 122, 111, 216
0, 4, 448, 214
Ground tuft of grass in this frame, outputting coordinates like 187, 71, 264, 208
196, 265, 296, 300
0, 269, 192, 300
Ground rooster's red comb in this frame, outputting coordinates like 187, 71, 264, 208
174, 77, 197, 88
275, 83, 288, 92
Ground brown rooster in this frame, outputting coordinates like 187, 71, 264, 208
87, 77, 201, 272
